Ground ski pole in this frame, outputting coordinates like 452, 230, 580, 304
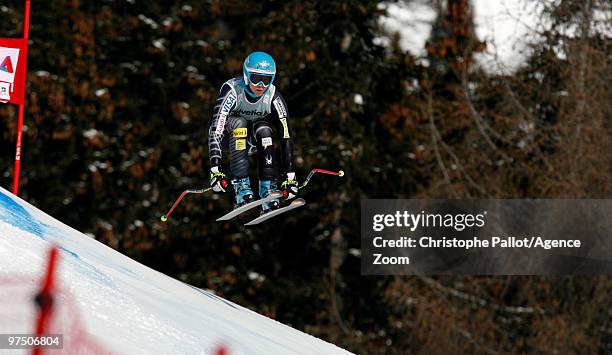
299, 168, 345, 190
160, 182, 226, 222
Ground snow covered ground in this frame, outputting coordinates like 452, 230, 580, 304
0, 187, 352, 355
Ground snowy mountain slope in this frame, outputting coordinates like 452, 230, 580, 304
0, 187, 352, 355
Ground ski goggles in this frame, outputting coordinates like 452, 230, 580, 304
248, 73, 274, 87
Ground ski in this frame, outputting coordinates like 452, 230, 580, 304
244, 198, 306, 226
216, 191, 283, 221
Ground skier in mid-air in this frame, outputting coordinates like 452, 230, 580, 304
207, 51, 299, 213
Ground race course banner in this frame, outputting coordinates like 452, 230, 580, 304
0, 38, 26, 105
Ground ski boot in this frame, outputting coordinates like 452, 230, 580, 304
231, 177, 254, 208
259, 180, 280, 214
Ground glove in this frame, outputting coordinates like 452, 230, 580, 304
281, 172, 299, 199
209, 166, 228, 192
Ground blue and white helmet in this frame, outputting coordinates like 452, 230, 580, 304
243, 51, 276, 95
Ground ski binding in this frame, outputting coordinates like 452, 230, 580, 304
216, 192, 283, 221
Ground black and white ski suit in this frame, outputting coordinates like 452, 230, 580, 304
207, 77, 294, 181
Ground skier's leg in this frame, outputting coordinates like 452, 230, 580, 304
227, 116, 253, 206
253, 120, 280, 212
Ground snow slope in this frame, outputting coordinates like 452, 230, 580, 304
0, 187, 351, 355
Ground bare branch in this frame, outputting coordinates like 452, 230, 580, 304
458, 66, 512, 163
418, 276, 550, 316
426, 87, 454, 196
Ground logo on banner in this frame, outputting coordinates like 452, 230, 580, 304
0, 47, 19, 82
0, 56, 14, 73
0, 82, 10, 102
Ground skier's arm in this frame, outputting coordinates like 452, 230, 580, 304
271, 91, 298, 198
271, 91, 294, 173
208, 83, 237, 168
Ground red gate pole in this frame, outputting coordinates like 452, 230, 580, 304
33, 246, 59, 355
12, 0, 31, 195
